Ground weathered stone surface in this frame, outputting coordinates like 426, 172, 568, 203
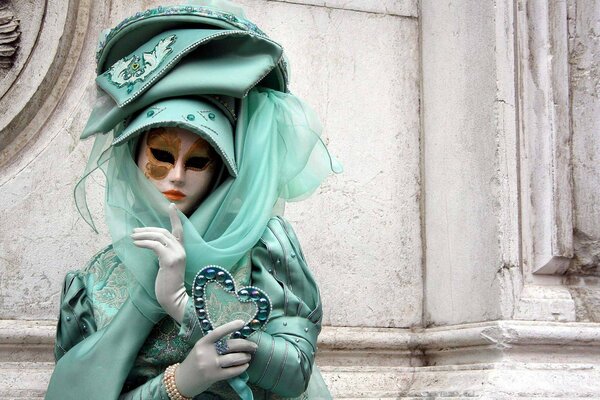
246, 2, 422, 328
4, 320, 600, 398
262, 0, 418, 17
569, 0, 600, 275
0, 0, 110, 320
421, 0, 520, 325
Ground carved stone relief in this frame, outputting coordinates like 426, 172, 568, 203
0, 1, 20, 70
568, 0, 600, 276
517, 0, 573, 276
517, 0, 600, 278
0, 0, 91, 167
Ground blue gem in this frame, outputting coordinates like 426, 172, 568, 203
241, 326, 253, 337
250, 289, 260, 300
201, 319, 211, 330
224, 279, 234, 291
146, 110, 155, 117
208, 112, 216, 120
205, 268, 216, 279
257, 310, 268, 321
216, 271, 226, 282
186, 114, 195, 121
196, 274, 207, 285
238, 289, 249, 301
232, 331, 242, 338
197, 309, 206, 318
258, 298, 269, 310
194, 298, 204, 308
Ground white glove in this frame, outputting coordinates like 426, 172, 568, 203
132, 203, 188, 324
175, 319, 257, 397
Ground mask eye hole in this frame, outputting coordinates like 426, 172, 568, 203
186, 156, 211, 171
150, 148, 175, 164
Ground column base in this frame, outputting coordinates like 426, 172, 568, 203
2, 320, 600, 399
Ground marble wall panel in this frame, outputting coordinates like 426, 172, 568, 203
0, 0, 422, 328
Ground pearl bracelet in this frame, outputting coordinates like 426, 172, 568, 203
163, 363, 192, 400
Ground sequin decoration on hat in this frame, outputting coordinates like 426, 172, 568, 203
106, 34, 177, 94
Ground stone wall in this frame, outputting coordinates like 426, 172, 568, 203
1, 0, 600, 399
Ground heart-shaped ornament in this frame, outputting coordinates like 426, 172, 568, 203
192, 265, 272, 338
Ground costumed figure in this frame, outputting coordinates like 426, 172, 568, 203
45, 1, 342, 399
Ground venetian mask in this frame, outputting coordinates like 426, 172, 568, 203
136, 126, 220, 215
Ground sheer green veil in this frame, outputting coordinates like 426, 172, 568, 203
75, 87, 342, 322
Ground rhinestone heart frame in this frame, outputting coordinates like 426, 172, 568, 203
192, 265, 272, 338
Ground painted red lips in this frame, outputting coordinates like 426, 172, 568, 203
162, 190, 186, 201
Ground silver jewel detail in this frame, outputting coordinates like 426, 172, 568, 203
215, 338, 229, 355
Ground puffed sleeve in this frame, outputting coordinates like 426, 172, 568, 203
246, 217, 323, 398
51, 248, 170, 400
54, 271, 97, 361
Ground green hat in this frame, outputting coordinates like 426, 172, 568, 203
81, 3, 289, 139
95, 3, 289, 92
114, 97, 237, 177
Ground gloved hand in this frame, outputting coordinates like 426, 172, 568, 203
175, 319, 257, 397
132, 203, 188, 324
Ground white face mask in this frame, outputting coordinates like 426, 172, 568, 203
136, 126, 221, 215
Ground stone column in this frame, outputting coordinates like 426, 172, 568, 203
421, 0, 521, 326
413, 0, 600, 397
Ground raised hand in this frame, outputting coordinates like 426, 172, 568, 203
131, 203, 189, 323
175, 319, 257, 397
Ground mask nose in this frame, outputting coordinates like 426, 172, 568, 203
169, 162, 185, 185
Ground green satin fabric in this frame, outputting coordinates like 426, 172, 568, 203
48, 217, 331, 399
